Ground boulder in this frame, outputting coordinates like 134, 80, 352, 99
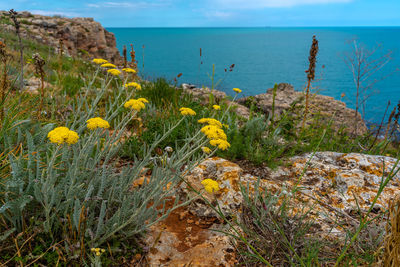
0, 11, 122, 63
238, 83, 368, 135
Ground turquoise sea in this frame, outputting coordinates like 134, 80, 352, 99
108, 27, 400, 124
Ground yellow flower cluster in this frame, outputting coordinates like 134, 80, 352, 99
92, 58, 108, 65
107, 69, 121, 76
86, 117, 110, 130
201, 146, 211, 154
198, 118, 230, 150
47, 127, 79, 145
124, 82, 142, 90
233, 88, 242, 93
179, 107, 196, 116
122, 68, 137, 73
124, 98, 149, 111
101, 63, 116, 68
201, 179, 220, 193
91, 247, 106, 256
213, 105, 221, 110
198, 118, 222, 128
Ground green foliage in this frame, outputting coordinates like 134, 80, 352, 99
61, 74, 84, 96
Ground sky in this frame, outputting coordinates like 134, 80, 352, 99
1, 0, 400, 27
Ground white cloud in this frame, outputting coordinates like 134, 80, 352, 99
216, 0, 353, 9
29, 10, 80, 17
87, 1, 169, 9
204, 11, 234, 19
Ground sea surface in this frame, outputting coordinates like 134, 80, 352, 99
108, 27, 400, 123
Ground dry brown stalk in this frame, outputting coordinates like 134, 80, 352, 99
123, 45, 128, 68
0, 41, 10, 122
301, 35, 319, 130
9, 9, 24, 92
130, 44, 138, 70
32, 53, 46, 119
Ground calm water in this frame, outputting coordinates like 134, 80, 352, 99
108, 27, 400, 123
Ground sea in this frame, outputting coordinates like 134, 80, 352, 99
108, 27, 400, 124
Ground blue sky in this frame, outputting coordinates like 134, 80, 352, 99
1, 0, 399, 27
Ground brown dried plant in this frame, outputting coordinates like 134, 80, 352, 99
130, 44, 138, 71
32, 53, 46, 119
0, 41, 10, 121
9, 9, 24, 91
382, 194, 400, 266
123, 45, 128, 68
301, 35, 319, 130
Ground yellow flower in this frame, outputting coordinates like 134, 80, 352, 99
92, 58, 108, 65
137, 98, 149, 103
233, 88, 242, 93
96, 252, 101, 256
197, 118, 222, 128
122, 68, 137, 73
201, 147, 211, 154
107, 69, 121, 76
209, 139, 230, 150
201, 125, 227, 140
213, 105, 221, 110
124, 99, 147, 111
86, 117, 110, 130
201, 179, 220, 193
90, 248, 96, 252
101, 63, 116, 68
124, 82, 142, 90
101, 249, 106, 253
47, 126, 79, 145
179, 107, 196, 116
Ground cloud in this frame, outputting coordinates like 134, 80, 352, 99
29, 10, 80, 17
204, 11, 234, 19
216, 0, 353, 9
87, 1, 169, 9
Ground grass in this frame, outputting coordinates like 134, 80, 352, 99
0, 27, 399, 266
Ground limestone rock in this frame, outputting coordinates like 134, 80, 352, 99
181, 157, 261, 218
0, 11, 122, 63
144, 203, 237, 266
238, 83, 368, 135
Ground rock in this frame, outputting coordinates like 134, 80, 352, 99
238, 83, 368, 135
144, 201, 237, 266
24, 77, 51, 94
0, 11, 122, 63
182, 154, 399, 238
264, 152, 400, 236
181, 157, 262, 218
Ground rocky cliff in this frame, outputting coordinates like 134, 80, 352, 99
0, 11, 122, 62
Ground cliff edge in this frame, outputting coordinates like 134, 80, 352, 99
0, 10, 122, 62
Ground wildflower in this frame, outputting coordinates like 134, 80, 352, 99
137, 98, 149, 103
201, 179, 220, 193
165, 146, 173, 153
213, 105, 221, 110
180, 107, 196, 116
198, 118, 222, 128
201, 125, 227, 140
124, 99, 147, 111
124, 82, 142, 90
201, 146, 211, 154
47, 126, 79, 145
91, 247, 105, 256
86, 117, 110, 130
101, 63, 116, 68
92, 58, 108, 65
122, 67, 137, 73
209, 139, 230, 150
107, 69, 121, 76
233, 88, 242, 93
